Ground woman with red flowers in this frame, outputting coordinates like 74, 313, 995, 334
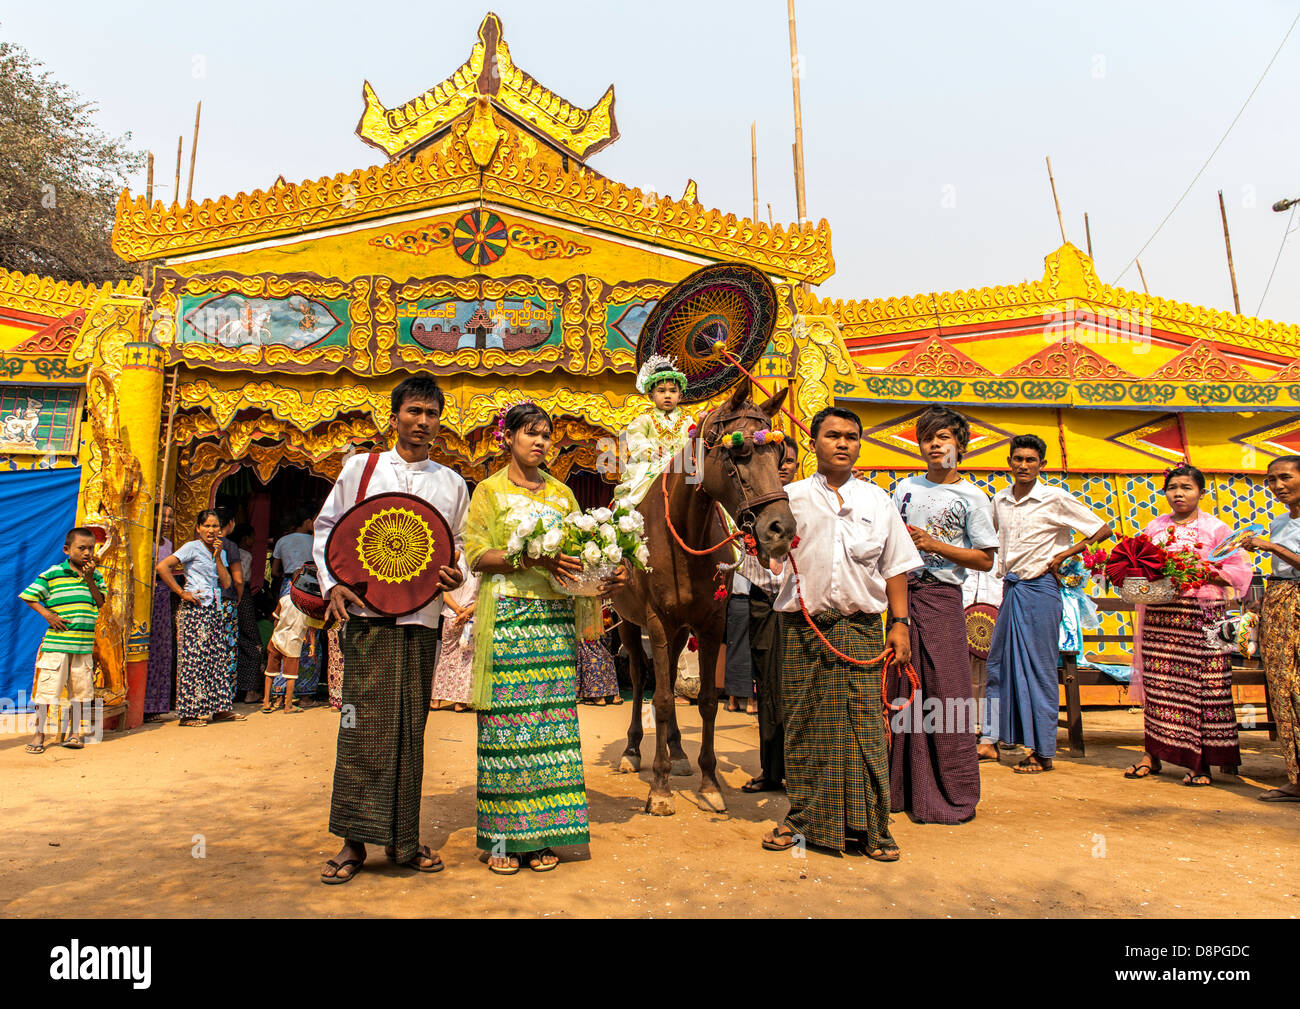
1123, 465, 1253, 786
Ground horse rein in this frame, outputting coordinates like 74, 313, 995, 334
658, 403, 790, 559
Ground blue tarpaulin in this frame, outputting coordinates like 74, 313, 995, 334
0, 467, 81, 706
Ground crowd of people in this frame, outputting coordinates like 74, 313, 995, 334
18, 370, 1300, 879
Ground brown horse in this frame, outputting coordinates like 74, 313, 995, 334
610, 381, 797, 815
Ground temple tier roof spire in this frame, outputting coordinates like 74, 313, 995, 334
356, 12, 619, 164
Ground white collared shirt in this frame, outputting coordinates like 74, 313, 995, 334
736, 552, 783, 595
991, 479, 1105, 580
312, 450, 470, 629
773, 474, 922, 615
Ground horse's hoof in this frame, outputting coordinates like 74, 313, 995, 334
699, 790, 727, 813
646, 793, 676, 816
670, 758, 692, 776
618, 754, 641, 774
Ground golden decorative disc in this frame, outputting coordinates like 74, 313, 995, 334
355, 506, 437, 584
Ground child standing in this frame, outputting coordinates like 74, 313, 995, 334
261, 595, 311, 715
612, 354, 693, 508
21, 527, 106, 753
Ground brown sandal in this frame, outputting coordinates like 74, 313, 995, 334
761, 826, 800, 851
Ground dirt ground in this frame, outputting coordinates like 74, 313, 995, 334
2, 699, 1298, 919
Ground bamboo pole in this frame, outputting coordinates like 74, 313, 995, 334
786, 0, 807, 228
1136, 258, 1150, 294
1084, 211, 1093, 259
173, 136, 183, 207
153, 366, 180, 563
1218, 189, 1242, 314
751, 121, 759, 222
145, 152, 154, 205
1046, 156, 1067, 245
767, 202, 774, 228
185, 101, 201, 204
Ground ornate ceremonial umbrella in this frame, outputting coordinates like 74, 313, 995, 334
636, 262, 778, 404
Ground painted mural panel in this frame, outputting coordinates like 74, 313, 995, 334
0, 385, 81, 454
179, 292, 348, 350
398, 295, 560, 354
604, 298, 656, 353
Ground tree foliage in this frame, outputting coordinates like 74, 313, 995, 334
0, 37, 144, 284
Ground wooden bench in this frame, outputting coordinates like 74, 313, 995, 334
1058, 590, 1274, 757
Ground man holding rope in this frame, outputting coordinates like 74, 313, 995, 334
761, 407, 920, 861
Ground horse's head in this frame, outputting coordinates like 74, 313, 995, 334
696, 380, 797, 561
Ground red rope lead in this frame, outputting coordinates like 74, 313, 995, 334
786, 550, 920, 718
660, 467, 743, 557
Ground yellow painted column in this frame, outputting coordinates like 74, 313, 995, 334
117, 342, 166, 727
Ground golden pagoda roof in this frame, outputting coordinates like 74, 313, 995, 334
111, 112, 834, 282
0, 264, 140, 319
815, 243, 1300, 363
356, 13, 617, 163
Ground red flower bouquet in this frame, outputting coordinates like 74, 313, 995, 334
1101, 530, 1217, 601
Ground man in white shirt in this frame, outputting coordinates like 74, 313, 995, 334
980, 434, 1111, 774
315, 376, 468, 885
890, 406, 997, 824
761, 408, 920, 861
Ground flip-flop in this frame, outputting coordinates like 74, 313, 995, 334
761, 826, 800, 851
210, 712, 247, 722
283, 706, 304, 715
260, 704, 276, 714
24, 742, 45, 754
320, 857, 364, 885
1258, 789, 1300, 802
1181, 774, 1212, 787
61, 736, 84, 749
488, 855, 520, 876
1013, 756, 1053, 774
867, 846, 902, 862
398, 845, 445, 873
527, 848, 559, 873
1124, 762, 1159, 779
178, 718, 207, 727
977, 749, 999, 762
741, 777, 778, 793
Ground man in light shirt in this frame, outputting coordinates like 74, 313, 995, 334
314, 375, 468, 885
979, 434, 1112, 774
891, 405, 996, 824
761, 408, 919, 861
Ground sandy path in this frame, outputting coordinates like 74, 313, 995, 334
1, 703, 1297, 918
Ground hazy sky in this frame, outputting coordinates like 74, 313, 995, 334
7, 1, 1300, 323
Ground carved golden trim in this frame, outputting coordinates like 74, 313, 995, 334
818, 244, 1300, 362
177, 379, 390, 430
112, 121, 833, 282
0, 265, 140, 318
355, 13, 617, 163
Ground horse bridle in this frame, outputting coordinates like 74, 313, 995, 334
695, 405, 790, 533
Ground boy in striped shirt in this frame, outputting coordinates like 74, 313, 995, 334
20, 527, 106, 753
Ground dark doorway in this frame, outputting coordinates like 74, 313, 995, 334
216, 465, 333, 591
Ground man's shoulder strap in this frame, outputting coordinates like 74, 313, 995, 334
355, 452, 382, 504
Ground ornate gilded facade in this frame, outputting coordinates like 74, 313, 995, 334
6, 11, 1299, 718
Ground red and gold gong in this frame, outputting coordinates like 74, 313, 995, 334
324, 492, 455, 617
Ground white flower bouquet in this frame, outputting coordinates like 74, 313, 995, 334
506, 503, 650, 596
